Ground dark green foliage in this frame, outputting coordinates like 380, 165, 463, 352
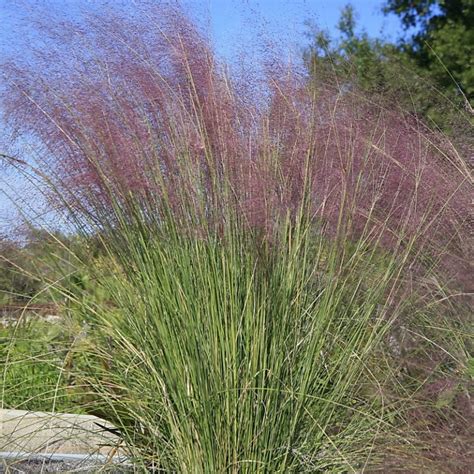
384, 0, 474, 101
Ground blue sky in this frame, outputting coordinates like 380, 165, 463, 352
1, 0, 405, 62
0, 0, 405, 233
208, 0, 403, 55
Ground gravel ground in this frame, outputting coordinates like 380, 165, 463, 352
0, 459, 132, 473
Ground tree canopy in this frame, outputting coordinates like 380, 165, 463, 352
384, 0, 474, 101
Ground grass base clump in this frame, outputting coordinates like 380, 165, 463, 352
66, 216, 412, 472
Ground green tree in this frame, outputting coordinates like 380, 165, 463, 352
304, 4, 472, 135
384, 0, 474, 101
304, 5, 391, 93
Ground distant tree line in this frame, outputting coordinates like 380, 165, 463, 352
0, 229, 85, 304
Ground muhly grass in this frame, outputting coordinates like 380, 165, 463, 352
0, 1, 472, 471
66, 212, 409, 471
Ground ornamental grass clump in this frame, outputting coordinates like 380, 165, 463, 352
1, 2, 471, 471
